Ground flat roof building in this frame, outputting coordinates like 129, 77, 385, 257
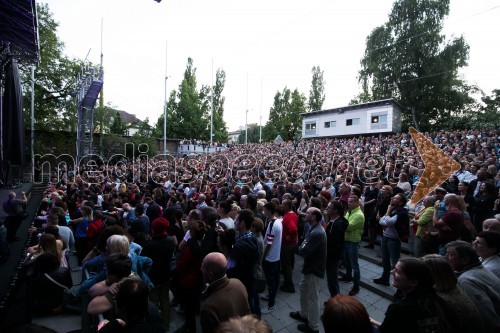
302, 98, 403, 138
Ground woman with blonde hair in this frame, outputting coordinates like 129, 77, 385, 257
106, 234, 130, 255
422, 254, 483, 333
216, 315, 272, 333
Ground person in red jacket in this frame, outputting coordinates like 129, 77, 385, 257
280, 199, 298, 293
86, 210, 104, 249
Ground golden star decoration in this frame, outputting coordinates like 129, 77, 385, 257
409, 127, 461, 206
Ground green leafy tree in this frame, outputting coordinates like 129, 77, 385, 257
94, 105, 118, 134
154, 59, 227, 142
210, 69, 228, 142
134, 117, 152, 138
308, 66, 325, 112
264, 88, 306, 142
358, 0, 470, 131
110, 111, 126, 136
175, 58, 208, 139
477, 89, 500, 128
238, 125, 261, 144
21, 3, 85, 131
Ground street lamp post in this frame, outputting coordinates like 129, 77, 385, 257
245, 109, 248, 144
163, 75, 168, 156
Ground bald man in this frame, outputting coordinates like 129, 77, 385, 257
483, 219, 500, 234
200, 252, 250, 333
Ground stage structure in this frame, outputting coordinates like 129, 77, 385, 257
74, 64, 103, 162
0, 0, 39, 186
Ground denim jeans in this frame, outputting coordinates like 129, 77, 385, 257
344, 242, 360, 289
381, 236, 401, 281
263, 260, 280, 307
325, 259, 341, 297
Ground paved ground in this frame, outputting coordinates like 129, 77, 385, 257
32, 245, 395, 333
167, 252, 394, 333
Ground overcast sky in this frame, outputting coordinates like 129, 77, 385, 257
42, 0, 500, 132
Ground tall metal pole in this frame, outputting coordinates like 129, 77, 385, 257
31, 65, 35, 181
99, 18, 104, 157
245, 73, 248, 144
259, 77, 262, 143
210, 59, 213, 145
163, 41, 167, 156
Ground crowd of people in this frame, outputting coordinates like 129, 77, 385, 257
5, 128, 500, 332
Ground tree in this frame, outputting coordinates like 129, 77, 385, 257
308, 66, 325, 112
110, 111, 126, 136
94, 104, 118, 134
210, 69, 228, 143
264, 87, 306, 142
358, 0, 470, 131
477, 89, 500, 128
238, 125, 260, 144
21, 3, 84, 131
134, 117, 152, 138
153, 58, 227, 142
174, 58, 208, 139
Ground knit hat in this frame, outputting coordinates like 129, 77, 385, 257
151, 217, 170, 237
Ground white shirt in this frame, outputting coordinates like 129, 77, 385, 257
218, 217, 235, 230
264, 218, 282, 262
253, 182, 263, 196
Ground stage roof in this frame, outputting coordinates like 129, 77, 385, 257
0, 0, 39, 64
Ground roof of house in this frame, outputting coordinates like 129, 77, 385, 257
302, 98, 404, 118
117, 110, 144, 126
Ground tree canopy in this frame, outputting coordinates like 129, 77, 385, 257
308, 66, 325, 112
21, 3, 84, 131
263, 87, 306, 142
109, 111, 127, 136
358, 0, 471, 131
154, 58, 228, 142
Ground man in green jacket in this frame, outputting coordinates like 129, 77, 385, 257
339, 195, 365, 296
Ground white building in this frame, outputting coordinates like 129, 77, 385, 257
301, 98, 403, 138
228, 130, 241, 144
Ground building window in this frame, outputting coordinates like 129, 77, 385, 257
372, 115, 387, 124
305, 122, 317, 136
346, 118, 359, 126
305, 122, 316, 130
370, 114, 388, 130
324, 121, 336, 128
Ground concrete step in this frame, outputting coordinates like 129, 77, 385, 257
337, 241, 413, 301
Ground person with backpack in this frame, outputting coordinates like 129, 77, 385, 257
374, 193, 409, 287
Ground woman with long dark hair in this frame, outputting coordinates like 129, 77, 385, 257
373, 257, 459, 333
457, 181, 475, 222
474, 181, 496, 232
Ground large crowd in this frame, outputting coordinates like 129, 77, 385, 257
3, 128, 500, 333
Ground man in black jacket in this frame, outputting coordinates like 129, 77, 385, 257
325, 200, 348, 298
141, 217, 177, 331
290, 207, 326, 333
227, 209, 260, 316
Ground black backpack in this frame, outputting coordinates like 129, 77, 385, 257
393, 208, 410, 241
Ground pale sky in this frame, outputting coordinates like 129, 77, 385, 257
42, 0, 500, 133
